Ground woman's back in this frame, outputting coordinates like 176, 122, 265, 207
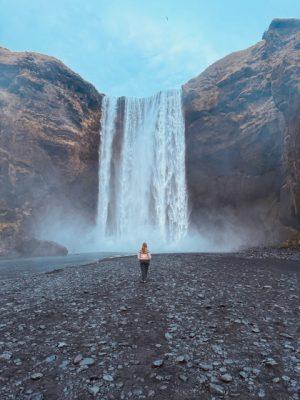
138, 250, 151, 260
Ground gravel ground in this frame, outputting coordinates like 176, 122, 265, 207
0, 252, 299, 399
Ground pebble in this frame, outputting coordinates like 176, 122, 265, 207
179, 374, 188, 382
210, 383, 225, 395
29, 393, 44, 400
103, 373, 114, 382
152, 359, 164, 367
80, 357, 95, 367
239, 371, 248, 379
57, 341, 67, 348
88, 385, 100, 396
264, 358, 278, 367
176, 355, 186, 363
220, 373, 233, 383
30, 372, 43, 380
0, 351, 12, 360
199, 363, 213, 371
45, 355, 56, 363
74, 354, 83, 364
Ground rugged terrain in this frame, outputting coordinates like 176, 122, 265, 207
0, 253, 299, 399
183, 18, 300, 242
0, 47, 103, 256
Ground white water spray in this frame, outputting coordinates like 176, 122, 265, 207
97, 89, 188, 251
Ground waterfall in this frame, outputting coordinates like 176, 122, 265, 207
97, 89, 188, 250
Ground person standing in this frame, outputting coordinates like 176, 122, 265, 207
138, 242, 151, 283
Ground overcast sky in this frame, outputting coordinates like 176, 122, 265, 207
0, 0, 299, 97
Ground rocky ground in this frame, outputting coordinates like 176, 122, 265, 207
0, 252, 299, 400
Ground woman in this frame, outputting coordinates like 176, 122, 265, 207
137, 242, 151, 283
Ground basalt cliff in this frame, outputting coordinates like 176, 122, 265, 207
183, 18, 300, 244
0, 48, 103, 256
0, 18, 299, 256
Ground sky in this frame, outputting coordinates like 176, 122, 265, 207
0, 0, 299, 97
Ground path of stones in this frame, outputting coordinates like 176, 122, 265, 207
0, 253, 299, 399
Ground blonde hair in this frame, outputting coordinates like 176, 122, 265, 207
141, 242, 148, 253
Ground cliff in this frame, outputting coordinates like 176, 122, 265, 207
182, 18, 300, 243
0, 47, 103, 256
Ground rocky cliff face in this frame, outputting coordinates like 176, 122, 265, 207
182, 18, 300, 243
0, 47, 103, 256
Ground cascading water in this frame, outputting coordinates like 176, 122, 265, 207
97, 89, 188, 251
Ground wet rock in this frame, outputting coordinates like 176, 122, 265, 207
45, 355, 56, 363
264, 358, 278, 367
239, 371, 248, 379
30, 372, 43, 380
0, 351, 12, 360
29, 393, 44, 400
176, 355, 187, 363
152, 359, 164, 367
88, 385, 100, 396
103, 373, 114, 382
74, 354, 83, 364
199, 363, 213, 371
80, 357, 95, 367
220, 374, 233, 383
179, 374, 188, 382
210, 383, 225, 395
57, 341, 67, 348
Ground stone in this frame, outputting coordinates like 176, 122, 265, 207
0, 351, 12, 360
264, 358, 278, 367
45, 355, 56, 363
152, 359, 164, 367
29, 393, 44, 400
80, 357, 95, 367
88, 385, 100, 396
103, 373, 114, 382
199, 363, 213, 371
30, 373, 43, 380
57, 341, 67, 348
74, 354, 83, 364
210, 383, 225, 395
220, 373, 233, 383
239, 371, 248, 379
175, 355, 187, 363
179, 374, 188, 382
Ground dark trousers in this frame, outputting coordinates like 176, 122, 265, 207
140, 261, 150, 281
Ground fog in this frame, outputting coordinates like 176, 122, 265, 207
36, 204, 266, 254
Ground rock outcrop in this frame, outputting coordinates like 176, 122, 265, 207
182, 18, 300, 243
0, 47, 103, 256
